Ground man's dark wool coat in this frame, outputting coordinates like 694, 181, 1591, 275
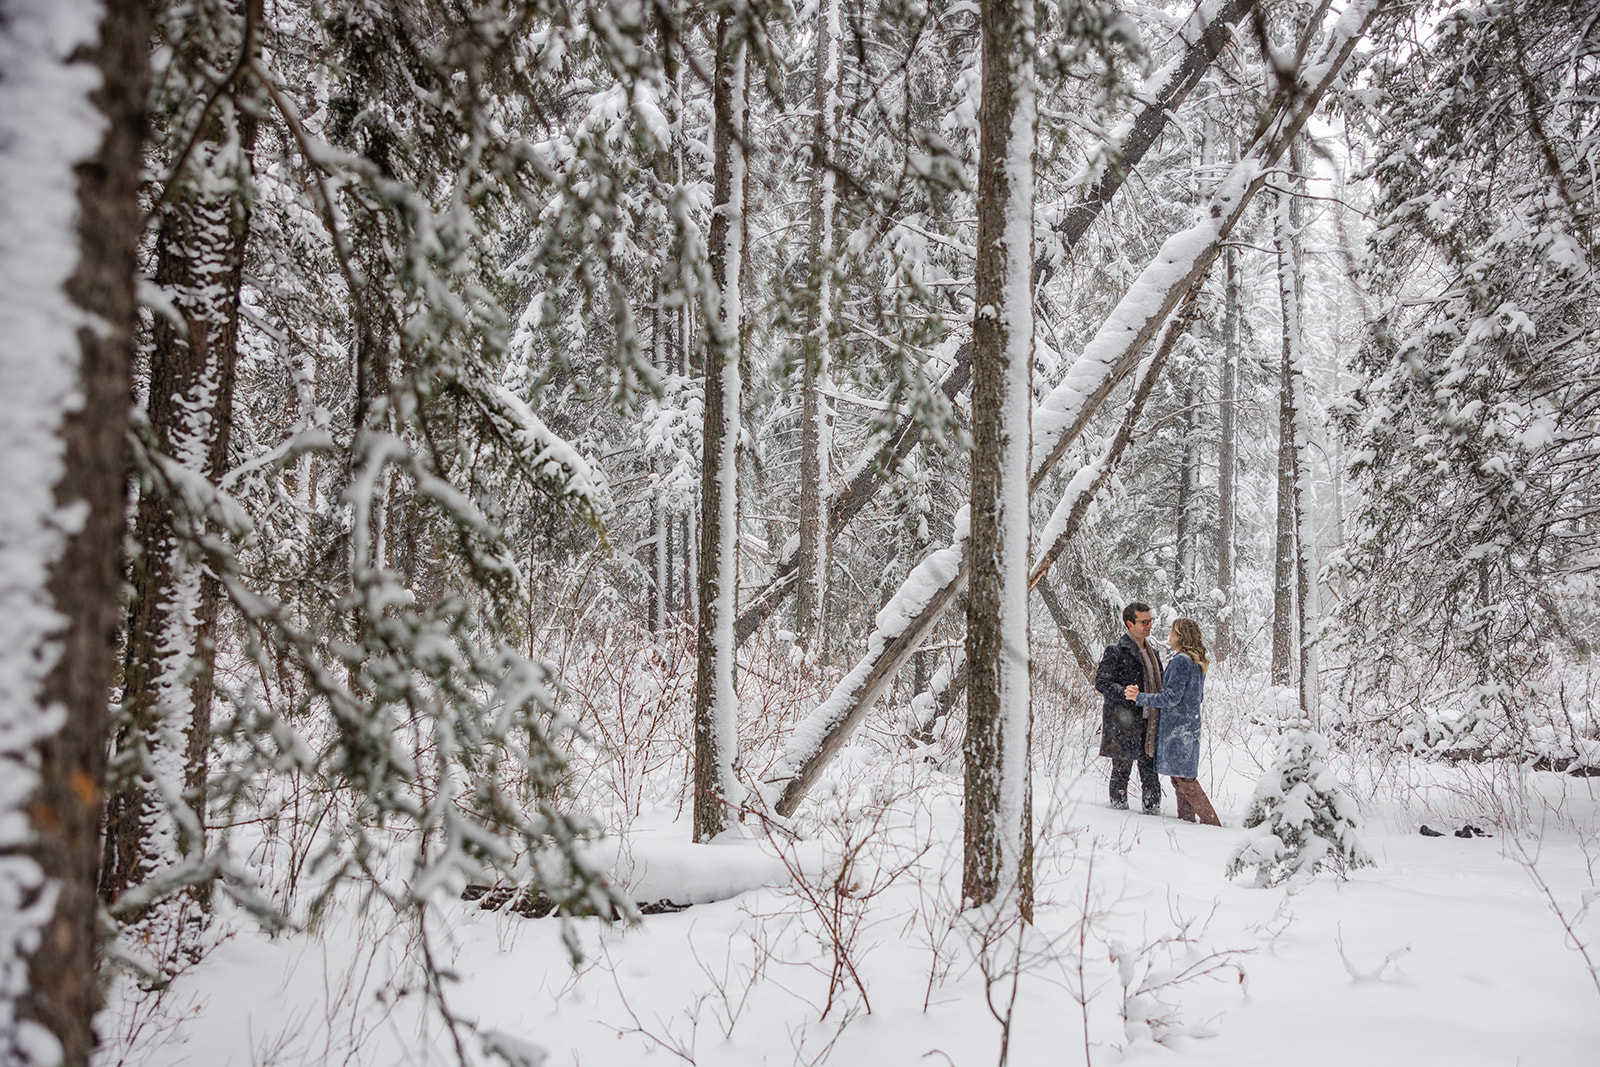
1094, 633, 1163, 760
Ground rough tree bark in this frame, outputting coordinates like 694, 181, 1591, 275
1270, 155, 1300, 689
102, 0, 260, 915
795, 0, 842, 656
963, 0, 1036, 917
1215, 237, 1240, 661
692, 11, 748, 841
0, 1, 148, 1063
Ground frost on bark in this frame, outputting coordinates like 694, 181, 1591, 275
0, 0, 147, 1063
963, 0, 1036, 916
102, 0, 259, 920
692, 11, 747, 842
794, 0, 842, 657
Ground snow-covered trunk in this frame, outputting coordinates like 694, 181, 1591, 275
1215, 239, 1240, 662
0, 1, 147, 1062
770, 0, 1388, 816
794, 0, 842, 658
963, 0, 1036, 916
692, 12, 747, 842
103, 63, 256, 915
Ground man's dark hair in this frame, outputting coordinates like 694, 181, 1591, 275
1122, 602, 1151, 624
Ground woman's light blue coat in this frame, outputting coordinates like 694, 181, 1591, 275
1134, 652, 1205, 778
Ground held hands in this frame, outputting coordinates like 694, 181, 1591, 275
1124, 684, 1139, 701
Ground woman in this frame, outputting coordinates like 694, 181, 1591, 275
1123, 618, 1221, 825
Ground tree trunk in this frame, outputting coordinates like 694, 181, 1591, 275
0, 1, 148, 1063
647, 0, 682, 637
1283, 142, 1320, 722
692, 13, 747, 841
795, 0, 842, 657
1174, 383, 1197, 602
102, 1, 259, 914
1271, 163, 1299, 689
1035, 576, 1095, 680
1215, 239, 1240, 662
963, 0, 1036, 918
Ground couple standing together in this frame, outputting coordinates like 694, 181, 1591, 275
1093, 602, 1221, 825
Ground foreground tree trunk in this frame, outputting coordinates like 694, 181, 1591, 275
963, 0, 1036, 918
692, 13, 747, 841
0, 1, 147, 1063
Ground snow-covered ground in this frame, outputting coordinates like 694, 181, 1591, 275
98, 669, 1600, 1067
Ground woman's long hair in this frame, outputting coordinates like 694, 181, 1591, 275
1169, 618, 1210, 674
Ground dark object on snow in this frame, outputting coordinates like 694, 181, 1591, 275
462, 883, 615, 919
1419, 825, 1445, 837
463, 884, 691, 918
638, 899, 692, 915
1456, 824, 1492, 838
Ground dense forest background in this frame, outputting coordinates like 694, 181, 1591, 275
0, 0, 1596, 1063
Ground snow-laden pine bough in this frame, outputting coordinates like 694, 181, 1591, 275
768, 0, 1394, 818
733, 0, 1261, 647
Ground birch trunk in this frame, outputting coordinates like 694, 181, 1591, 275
692, 13, 747, 841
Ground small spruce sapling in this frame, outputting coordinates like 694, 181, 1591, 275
1226, 728, 1373, 887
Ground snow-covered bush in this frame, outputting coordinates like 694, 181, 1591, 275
1227, 728, 1374, 887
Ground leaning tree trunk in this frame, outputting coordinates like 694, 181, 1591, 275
963, 0, 1037, 918
102, 1, 259, 918
692, 12, 747, 842
0, 1, 148, 1063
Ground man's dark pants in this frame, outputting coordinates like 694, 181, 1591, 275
1110, 752, 1161, 812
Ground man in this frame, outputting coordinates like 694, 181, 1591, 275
1094, 602, 1163, 813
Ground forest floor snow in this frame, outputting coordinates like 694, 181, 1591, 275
100, 746, 1600, 1067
